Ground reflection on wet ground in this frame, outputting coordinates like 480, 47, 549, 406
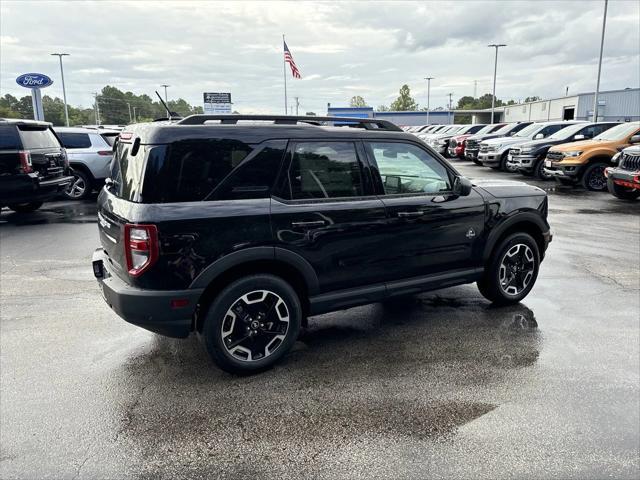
0, 198, 98, 226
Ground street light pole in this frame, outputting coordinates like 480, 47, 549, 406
51, 53, 70, 126
488, 44, 506, 123
161, 84, 170, 105
127, 102, 132, 123
592, 0, 608, 122
448, 92, 453, 124
424, 77, 434, 124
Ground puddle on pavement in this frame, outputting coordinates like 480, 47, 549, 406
0, 201, 98, 226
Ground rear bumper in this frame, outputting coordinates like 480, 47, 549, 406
92, 248, 204, 338
0, 174, 73, 206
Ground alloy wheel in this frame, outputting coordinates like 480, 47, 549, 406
65, 174, 87, 199
221, 290, 290, 362
587, 166, 607, 191
499, 244, 535, 296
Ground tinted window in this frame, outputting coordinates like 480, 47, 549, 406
281, 142, 363, 200
367, 142, 451, 195
101, 133, 118, 146
0, 126, 20, 149
208, 140, 286, 200
467, 125, 485, 134
538, 124, 566, 137
109, 142, 148, 201
17, 126, 60, 149
141, 139, 252, 203
57, 132, 92, 149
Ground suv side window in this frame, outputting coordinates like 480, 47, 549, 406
279, 141, 364, 200
366, 142, 451, 195
58, 132, 92, 149
0, 126, 20, 150
143, 139, 253, 203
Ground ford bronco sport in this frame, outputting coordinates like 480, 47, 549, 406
92, 115, 552, 374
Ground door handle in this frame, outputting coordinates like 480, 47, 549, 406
396, 211, 424, 218
291, 220, 326, 228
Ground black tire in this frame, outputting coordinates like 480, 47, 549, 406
581, 162, 609, 191
477, 233, 540, 305
202, 274, 302, 374
472, 157, 482, 166
64, 169, 92, 200
501, 152, 518, 173
534, 158, 552, 180
607, 179, 640, 200
8, 201, 43, 213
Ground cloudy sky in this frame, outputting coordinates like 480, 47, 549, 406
1, 0, 638, 114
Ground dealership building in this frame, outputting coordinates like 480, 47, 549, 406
328, 87, 640, 126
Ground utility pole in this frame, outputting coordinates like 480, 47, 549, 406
93, 92, 101, 125
161, 84, 170, 105
127, 102, 132, 123
474, 80, 478, 98
294, 96, 300, 116
51, 53, 70, 126
448, 92, 454, 124
132, 106, 137, 123
488, 43, 507, 123
424, 77, 434, 124
592, 0, 608, 122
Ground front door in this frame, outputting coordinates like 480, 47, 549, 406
270, 140, 389, 293
363, 140, 486, 281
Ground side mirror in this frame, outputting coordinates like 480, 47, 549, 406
629, 134, 640, 144
453, 176, 473, 196
534, 133, 544, 140
574, 134, 585, 140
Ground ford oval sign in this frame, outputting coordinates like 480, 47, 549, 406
16, 73, 53, 89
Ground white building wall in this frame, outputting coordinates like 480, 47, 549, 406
502, 96, 579, 122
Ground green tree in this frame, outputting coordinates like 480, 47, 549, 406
524, 96, 541, 103
349, 95, 367, 107
389, 85, 418, 111
377, 105, 390, 112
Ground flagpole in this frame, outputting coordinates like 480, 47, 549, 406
283, 34, 288, 115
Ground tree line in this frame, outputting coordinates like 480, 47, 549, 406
0, 85, 204, 126
349, 85, 541, 122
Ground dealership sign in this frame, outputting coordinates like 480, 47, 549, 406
16, 73, 53, 89
203, 92, 232, 114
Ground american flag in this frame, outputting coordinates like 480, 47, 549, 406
284, 40, 301, 79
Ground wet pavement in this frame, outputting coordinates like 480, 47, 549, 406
1, 163, 638, 479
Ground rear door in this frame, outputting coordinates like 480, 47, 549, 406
270, 140, 389, 292
364, 140, 486, 279
17, 125, 66, 179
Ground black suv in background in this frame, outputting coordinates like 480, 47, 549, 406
92, 115, 552, 374
509, 122, 619, 179
465, 122, 533, 164
0, 119, 73, 212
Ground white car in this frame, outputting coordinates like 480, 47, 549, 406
478, 121, 584, 172
54, 127, 120, 199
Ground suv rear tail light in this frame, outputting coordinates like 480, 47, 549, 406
124, 224, 159, 277
97, 150, 112, 156
18, 151, 33, 173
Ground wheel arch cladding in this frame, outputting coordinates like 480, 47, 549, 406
483, 214, 546, 264
191, 249, 318, 332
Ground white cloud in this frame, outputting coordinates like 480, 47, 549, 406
0, 0, 637, 114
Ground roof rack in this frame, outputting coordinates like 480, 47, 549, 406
176, 114, 402, 131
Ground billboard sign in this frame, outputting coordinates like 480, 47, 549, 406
16, 73, 53, 89
204, 92, 232, 114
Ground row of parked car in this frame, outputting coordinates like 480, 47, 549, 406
404, 120, 640, 200
0, 119, 120, 212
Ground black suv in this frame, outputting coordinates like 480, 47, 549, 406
92, 115, 552, 374
0, 119, 73, 212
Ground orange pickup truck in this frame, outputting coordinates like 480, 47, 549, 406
543, 122, 640, 191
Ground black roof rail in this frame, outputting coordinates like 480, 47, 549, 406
176, 114, 402, 131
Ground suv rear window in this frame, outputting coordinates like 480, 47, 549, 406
0, 126, 20, 149
101, 133, 118, 146
18, 126, 60, 149
58, 132, 91, 149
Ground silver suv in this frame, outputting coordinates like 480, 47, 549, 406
54, 127, 119, 199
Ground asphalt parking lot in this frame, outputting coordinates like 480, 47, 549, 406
1, 162, 638, 480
